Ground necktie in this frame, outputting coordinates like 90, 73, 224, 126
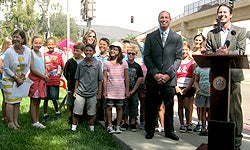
162, 32, 166, 47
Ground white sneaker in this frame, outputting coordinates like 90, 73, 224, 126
37, 122, 46, 129
71, 124, 77, 131
107, 125, 115, 134
89, 125, 94, 132
32, 122, 46, 129
156, 127, 164, 132
115, 126, 122, 134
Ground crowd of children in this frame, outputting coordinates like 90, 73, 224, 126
0, 29, 210, 137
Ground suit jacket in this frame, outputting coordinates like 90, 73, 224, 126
143, 29, 182, 86
206, 24, 247, 82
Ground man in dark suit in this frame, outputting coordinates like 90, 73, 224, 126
206, 4, 246, 149
143, 11, 182, 140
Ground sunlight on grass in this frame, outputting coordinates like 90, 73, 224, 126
0, 88, 122, 150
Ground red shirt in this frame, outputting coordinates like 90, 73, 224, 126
44, 51, 64, 86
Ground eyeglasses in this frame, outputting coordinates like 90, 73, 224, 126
127, 52, 136, 55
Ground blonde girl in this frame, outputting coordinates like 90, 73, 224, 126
0, 37, 12, 121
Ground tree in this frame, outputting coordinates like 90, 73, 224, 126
0, 0, 44, 43
125, 34, 134, 40
49, 13, 80, 42
0, 0, 80, 45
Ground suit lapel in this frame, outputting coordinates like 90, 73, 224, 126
154, 30, 163, 47
214, 28, 221, 48
165, 30, 172, 47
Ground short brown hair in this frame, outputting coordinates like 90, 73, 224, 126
74, 42, 84, 51
217, 4, 233, 14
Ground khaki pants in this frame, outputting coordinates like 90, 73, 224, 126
230, 82, 243, 147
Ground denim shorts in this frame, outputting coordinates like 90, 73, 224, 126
106, 99, 124, 106
46, 86, 59, 101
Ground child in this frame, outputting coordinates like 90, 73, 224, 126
0, 37, 12, 122
29, 35, 49, 128
156, 102, 165, 132
176, 41, 196, 133
94, 37, 110, 70
192, 34, 206, 132
43, 37, 64, 121
94, 37, 110, 121
138, 62, 147, 130
71, 44, 103, 132
193, 66, 210, 136
63, 42, 84, 128
103, 41, 129, 134
121, 44, 143, 132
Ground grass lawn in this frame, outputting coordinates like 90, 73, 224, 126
0, 88, 123, 150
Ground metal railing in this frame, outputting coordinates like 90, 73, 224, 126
173, 0, 229, 20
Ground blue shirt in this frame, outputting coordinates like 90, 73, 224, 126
194, 66, 210, 97
220, 23, 231, 47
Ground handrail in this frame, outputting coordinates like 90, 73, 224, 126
172, 0, 229, 21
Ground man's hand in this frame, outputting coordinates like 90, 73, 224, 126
154, 73, 163, 81
216, 46, 228, 55
161, 74, 170, 83
155, 74, 170, 84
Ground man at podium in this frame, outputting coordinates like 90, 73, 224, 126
205, 4, 246, 149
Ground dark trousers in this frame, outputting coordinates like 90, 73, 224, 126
145, 85, 175, 135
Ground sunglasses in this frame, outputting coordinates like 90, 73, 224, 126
127, 52, 136, 55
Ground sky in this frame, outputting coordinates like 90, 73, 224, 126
61, 0, 198, 32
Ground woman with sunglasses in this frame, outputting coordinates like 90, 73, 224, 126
82, 29, 97, 46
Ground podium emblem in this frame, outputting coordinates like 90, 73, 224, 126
213, 76, 226, 90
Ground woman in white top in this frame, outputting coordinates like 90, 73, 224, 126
2, 29, 31, 129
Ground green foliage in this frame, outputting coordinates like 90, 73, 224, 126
50, 13, 80, 42
0, 89, 122, 150
125, 34, 134, 40
0, 0, 40, 41
0, 0, 80, 45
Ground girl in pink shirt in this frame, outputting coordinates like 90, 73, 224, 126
103, 42, 129, 134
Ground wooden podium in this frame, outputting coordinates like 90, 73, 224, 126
193, 55, 249, 150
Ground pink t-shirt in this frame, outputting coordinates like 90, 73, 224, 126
104, 60, 128, 99
176, 60, 194, 87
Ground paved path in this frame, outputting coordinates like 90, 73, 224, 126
101, 68, 250, 150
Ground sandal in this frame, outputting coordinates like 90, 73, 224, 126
8, 123, 18, 129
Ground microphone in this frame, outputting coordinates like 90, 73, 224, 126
231, 30, 240, 54
216, 18, 221, 29
231, 30, 236, 36
224, 40, 230, 48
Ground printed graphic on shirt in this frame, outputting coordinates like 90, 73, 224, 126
128, 67, 137, 88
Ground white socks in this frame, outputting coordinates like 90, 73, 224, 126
89, 125, 94, 131
71, 125, 77, 131
71, 125, 95, 131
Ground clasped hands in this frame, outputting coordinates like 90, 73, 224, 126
15, 74, 26, 87
216, 46, 228, 55
154, 73, 170, 85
